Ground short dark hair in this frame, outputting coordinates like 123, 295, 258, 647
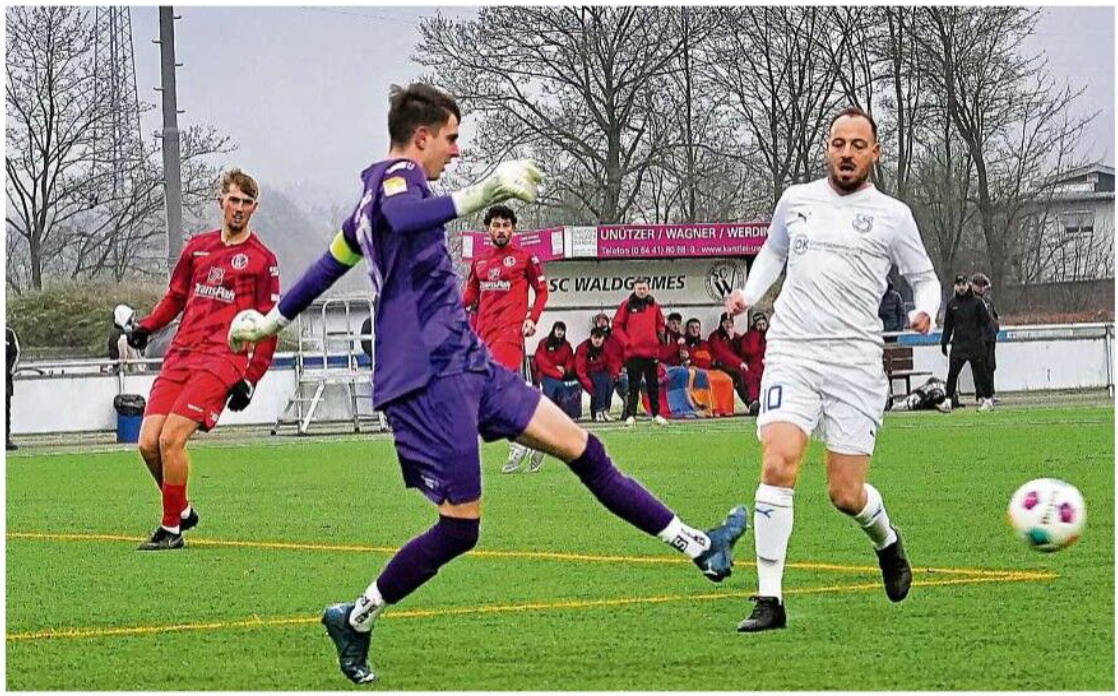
634, 277, 651, 286
590, 327, 606, 339
667, 312, 683, 322
686, 318, 701, 328
388, 83, 461, 147
484, 204, 517, 227
830, 106, 878, 141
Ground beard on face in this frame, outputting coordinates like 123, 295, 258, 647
829, 162, 870, 193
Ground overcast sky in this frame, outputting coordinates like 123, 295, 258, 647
131, 5, 1115, 215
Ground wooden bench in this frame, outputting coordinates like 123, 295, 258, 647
883, 344, 932, 397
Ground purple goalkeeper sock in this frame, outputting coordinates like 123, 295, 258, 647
376, 515, 480, 605
567, 434, 674, 536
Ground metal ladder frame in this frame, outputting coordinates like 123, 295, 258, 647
272, 297, 386, 435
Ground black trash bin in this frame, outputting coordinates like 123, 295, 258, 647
113, 394, 146, 443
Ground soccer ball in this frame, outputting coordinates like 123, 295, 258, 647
1007, 478, 1085, 552
228, 309, 264, 353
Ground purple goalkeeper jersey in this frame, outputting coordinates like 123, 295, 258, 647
341, 158, 488, 407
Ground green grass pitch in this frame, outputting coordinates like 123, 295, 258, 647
6, 405, 1114, 690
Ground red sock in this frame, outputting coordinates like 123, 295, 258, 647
161, 483, 187, 529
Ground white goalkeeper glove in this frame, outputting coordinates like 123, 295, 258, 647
228, 306, 288, 353
451, 159, 543, 217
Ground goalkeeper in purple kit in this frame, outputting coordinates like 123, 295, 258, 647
229, 83, 747, 685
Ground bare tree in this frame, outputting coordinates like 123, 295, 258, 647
708, 7, 843, 207
415, 7, 691, 224
5, 7, 108, 289
917, 7, 1093, 290
6, 7, 234, 291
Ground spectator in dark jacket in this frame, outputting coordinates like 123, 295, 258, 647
707, 312, 750, 404
533, 322, 575, 405
613, 279, 667, 426
971, 273, 1000, 399
879, 280, 907, 334
941, 274, 994, 411
6, 326, 19, 451
575, 328, 615, 421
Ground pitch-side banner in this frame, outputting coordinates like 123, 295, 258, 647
567, 223, 768, 259
461, 222, 768, 261
460, 227, 565, 261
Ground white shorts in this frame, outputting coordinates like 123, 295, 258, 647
755, 355, 888, 456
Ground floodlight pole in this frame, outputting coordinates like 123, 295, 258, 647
156, 7, 184, 276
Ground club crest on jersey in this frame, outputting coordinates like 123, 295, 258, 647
231, 253, 249, 270
852, 213, 874, 234
207, 266, 225, 284
502, 256, 516, 268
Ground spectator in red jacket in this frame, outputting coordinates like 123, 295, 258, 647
708, 312, 750, 406
533, 321, 575, 406
575, 327, 615, 422
681, 318, 714, 369
739, 311, 769, 414
660, 311, 687, 365
592, 312, 628, 416
613, 279, 667, 426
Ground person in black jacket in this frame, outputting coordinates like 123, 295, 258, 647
971, 273, 1000, 400
940, 274, 994, 411
6, 326, 20, 450
878, 280, 907, 334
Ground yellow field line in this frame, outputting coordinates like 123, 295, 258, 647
6, 571, 1055, 643
8, 531, 1055, 579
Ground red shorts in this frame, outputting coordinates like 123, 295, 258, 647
489, 341, 526, 374
145, 368, 233, 431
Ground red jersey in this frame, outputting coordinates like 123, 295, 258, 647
533, 337, 575, 381
574, 339, 609, 392
462, 243, 548, 350
707, 329, 743, 370
139, 230, 280, 385
740, 329, 767, 372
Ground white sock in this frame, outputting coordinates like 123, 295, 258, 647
160, 524, 180, 534
754, 483, 795, 602
179, 505, 193, 520
853, 483, 897, 551
657, 516, 711, 560
348, 580, 387, 633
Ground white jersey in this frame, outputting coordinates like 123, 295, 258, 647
763, 178, 935, 364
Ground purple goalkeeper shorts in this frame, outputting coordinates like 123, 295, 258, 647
383, 359, 542, 505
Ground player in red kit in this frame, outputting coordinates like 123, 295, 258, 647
128, 169, 280, 551
462, 204, 550, 473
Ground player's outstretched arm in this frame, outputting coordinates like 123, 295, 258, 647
727, 194, 791, 317
229, 231, 360, 352
380, 160, 543, 236
904, 269, 940, 334
132, 241, 195, 349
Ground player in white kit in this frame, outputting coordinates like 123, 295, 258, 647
725, 107, 941, 632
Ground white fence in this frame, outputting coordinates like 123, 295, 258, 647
8, 322, 1113, 436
